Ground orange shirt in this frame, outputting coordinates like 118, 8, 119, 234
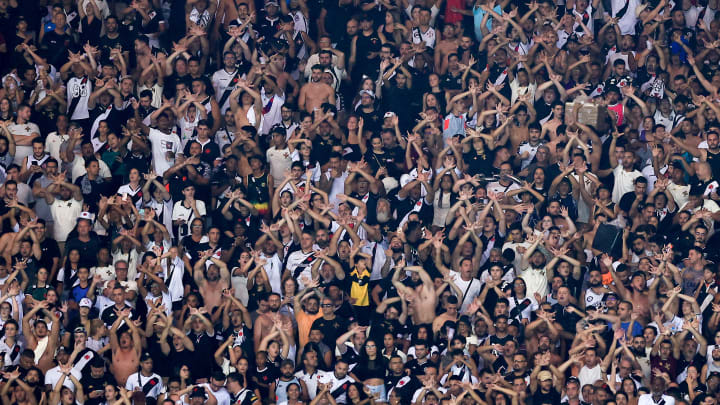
296, 309, 322, 349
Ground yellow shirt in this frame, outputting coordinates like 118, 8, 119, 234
349, 267, 371, 307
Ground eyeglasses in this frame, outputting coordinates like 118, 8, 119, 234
321, 304, 334, 308
366, 345, 376, 348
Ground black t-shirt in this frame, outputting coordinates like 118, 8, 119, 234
41, 30, 76, 68
65, 235, 102, 268
463, 150, 493, 177
80, 16, 102, 45
311, 135, 335, 166
98, 33, 133, 60
124, 152, 151, 177
532, 387, 561, 405
311, 316, 350, 348
355, 107, 383, 135
186, 331, 218, 379
441, 71, 463, 91
405, 358, 438, 376
180, 236, 210, 269
81, 371, 117, 405
618, 191, 640, 213
368, 311, 402, 342
74, 175, 113, 212
38, 237, 61, 277
100, 304, 140, 327
352, 357, 388, 380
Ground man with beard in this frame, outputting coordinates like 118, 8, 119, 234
192, 251, 231, 310
226, 372, 260, 405
676, 331, 707, 383
294, 285, 323, 349
0, 369, 37, 405
504, 352, 531, 385
638, 376, 674, 405
295, 349, 324, 399
479, 338, 519, 375
374, 198, 396, 236
312, 250, 346, 287
673, 131, 720, 182
580, 269, 613, 310
317, 359, 355, 404
80, 357, 117, 405
299, 65, 335, 114
311, 296, 350, 349
254, 293, 296, 359
386, 355, 419, 400
370, 252, 410, 307
530, 365, 562, 405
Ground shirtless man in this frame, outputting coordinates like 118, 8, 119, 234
253, 292, 295, 355
603, 255, 651, 322
298, 64, 335, 113
432, 295, 459, 335
434, 24, 459, 74
392, 264, 436, 326
109, 311, 142, 385
22, 300, 60, 373
193, 250, 231, 310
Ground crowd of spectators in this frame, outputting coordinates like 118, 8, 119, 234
2, 0, 720, 404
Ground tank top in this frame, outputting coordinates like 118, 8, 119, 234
26, 153, 50, 168
706, 149, 720, 181
274, 377, 300, 403
607, 103, 624, 126
584, 288, 605, 309
26, 153, 50, 184
246, 173, 270, 204
707, 359, 720, 378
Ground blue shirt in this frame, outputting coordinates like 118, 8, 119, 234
473, 6, 503, 41
620, 320, 643, 337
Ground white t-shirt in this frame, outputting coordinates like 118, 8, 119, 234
200, 384, 231, 405
611, 165, 642, 203
125, 372, 164, 399
148, 128, 182, 176
45, 366, 82, 391
66, 76, 91, 120
611, 0, 639, 35
266, 146, 292, 186
50, 198, 83, 242
638, 393, 675, 405
212, 68, 240, 114
518, 142, 542, 170
261, 252, 283, 294
260, 90, 285, 136
70, 155, 111, 182
448, 271, 483, 313
172, 200, 207, 239
45, 132, 70, 162
317, 373, 355, 404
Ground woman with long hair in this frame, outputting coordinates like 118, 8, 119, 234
377, 11, 405, 48
0, 97, 15, 121
349, 339, 388, 403
57, 248, 81, 296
